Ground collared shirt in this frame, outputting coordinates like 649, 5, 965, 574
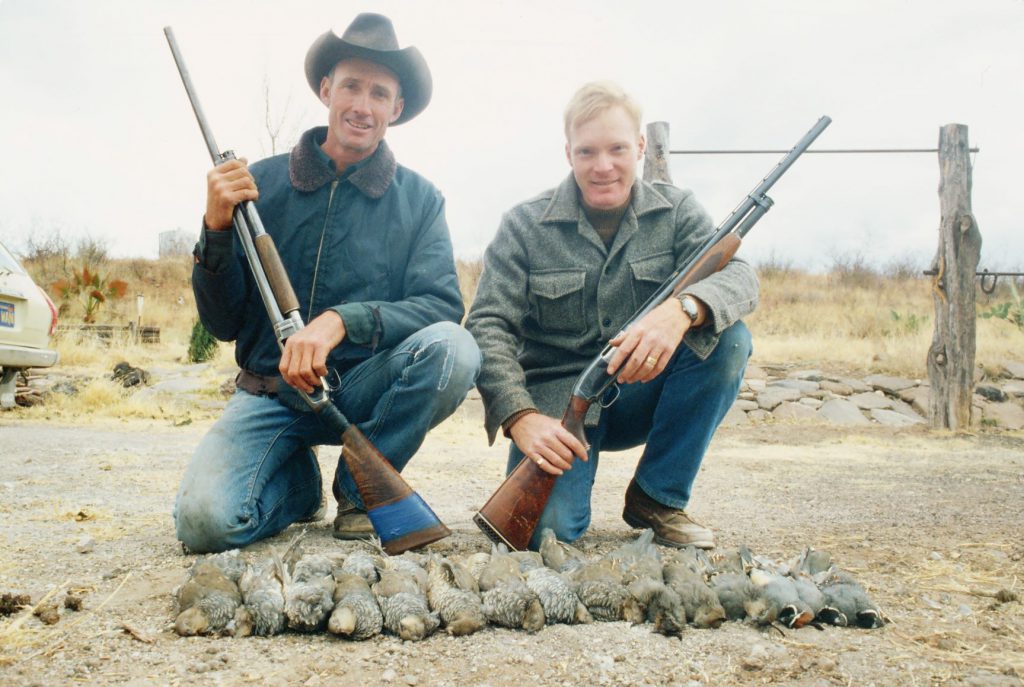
193, 127, 464, 377
465, 173, 759, 443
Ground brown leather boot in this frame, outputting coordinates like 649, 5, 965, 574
622, 479, 715, 549
332, 492, 375, 540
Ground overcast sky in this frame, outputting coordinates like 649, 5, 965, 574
1, 0, 1021, 272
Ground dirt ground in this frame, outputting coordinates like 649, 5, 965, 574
1, 401, 1023, 686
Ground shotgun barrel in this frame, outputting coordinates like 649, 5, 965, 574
164, 26, 449, 554
474, 116, 832, 550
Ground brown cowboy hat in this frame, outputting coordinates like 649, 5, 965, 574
304, 13, 431, 125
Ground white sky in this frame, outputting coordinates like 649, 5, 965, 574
1, 0, 1021, 272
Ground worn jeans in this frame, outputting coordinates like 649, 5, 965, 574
507, 321, 751, 549
174, 322, 480, 553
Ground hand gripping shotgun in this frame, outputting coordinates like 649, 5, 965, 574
164, 27, 450, 554
474, 115, 832, 550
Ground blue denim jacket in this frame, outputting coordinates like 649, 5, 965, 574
192, 127, 464, 377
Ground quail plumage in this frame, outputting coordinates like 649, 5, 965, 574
604, 529, 663, 584
819, 571, 884, 629
627, 576, 687, 636
538, 528, 587, 574
662, 561, 726, 629
284, 554, 337, 632
525, 566, 592, 625
425, 556, 486, 636
708, 572, 758, 622
478, 544, 545, 632
328, 572, 383, 640
174, 559, 242, 636
235, 554, 287, 637
747, 566, 814, 628
341, 549, 382, 585
459, 552, 492, 581
510, 550, 544, 573
569, 560, 644, 624
373, 570, 440, 641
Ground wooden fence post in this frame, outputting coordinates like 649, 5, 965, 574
644, 121, 672, 184
927, 123, 982, 430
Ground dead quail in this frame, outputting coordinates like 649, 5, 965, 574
198, 549, 247, 583
747, 566, 814, 628
378, 554, 428, 591
627, 576, 687, 637
478, 545, 545, 632
708, 545, 754, 576
373, 570, 440, 641
662, 562, 726, 629
235, 555, 287, 637
819, 572, 884, 629
525, 566, 592, 625
604, 529, 663, 584
569, 560, 644, 624
789, 547, 834, 577
708, 572, 758, 621
341, 549, 382, 585
459, 552, 492, 581
510, 550, 544, 573
425, 556, 486, 636
538, 528, 587, 574
328, 572, 383, 640
665, 545, 715, 577
789, 573, 828, 622
284, 554, 336, 632
174, 559, 242, 636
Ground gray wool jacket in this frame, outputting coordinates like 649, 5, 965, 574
465, 173, 759, 443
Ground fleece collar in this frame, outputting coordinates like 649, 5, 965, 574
289, 126, 397, 198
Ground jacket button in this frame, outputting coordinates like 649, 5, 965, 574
602, 317, 612, 326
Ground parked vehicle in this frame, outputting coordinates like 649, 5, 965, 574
0, 240, 59, 408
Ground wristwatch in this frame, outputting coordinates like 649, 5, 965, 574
679, 295, 700, 325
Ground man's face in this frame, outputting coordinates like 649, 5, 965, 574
319, 58, 404, 164
565, 105, 645, 212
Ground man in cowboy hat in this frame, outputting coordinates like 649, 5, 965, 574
466, 81, 757, 550
175, 13, 480, 553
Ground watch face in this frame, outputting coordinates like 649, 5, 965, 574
682, 297, 698, 320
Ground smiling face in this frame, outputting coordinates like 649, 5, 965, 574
319, 58, 404, 168
565, 104, 645, 213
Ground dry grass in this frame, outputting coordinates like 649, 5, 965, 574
20, 254, 1024, 383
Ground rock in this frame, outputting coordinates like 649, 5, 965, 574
848, 391, 894, 410
773, 402, 818, 421
871, 408, 925, 427
819, 380, 854, 396
1003, 380, 1024, 398
382, 669, 397, 683
899, 386, 932, 415
720, 406, 749, 427
745, 365, 768, 380
747, 409, 772, 423
799, 397, 823, 409
817, 399, 870, 425
756, 387, 802, 410
76, 536, 96, 554
403, 675, 418, 686
863, 374, 917, 394
976, 385, 1008, 403
746, 378, 767, 392
789, 369, 824, 381
733, 399, 759, 411
737, 391, 757, 401
982, 402, 1024, 430
888, 398, 927, 422
1000, 360, 1024, 379
827, 376, 872, 393
768, 379, 820, 393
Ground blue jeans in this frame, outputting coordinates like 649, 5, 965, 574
174, 322, 480, 553
508, 322, 751, 549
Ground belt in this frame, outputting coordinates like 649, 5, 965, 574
235, 369, 280, 397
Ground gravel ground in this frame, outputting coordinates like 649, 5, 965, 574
1, 401, 1023, 686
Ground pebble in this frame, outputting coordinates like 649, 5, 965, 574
382, 669, 397, 682
76, 536, 96, 554
404, 675, 418, 686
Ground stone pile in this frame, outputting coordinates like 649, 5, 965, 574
724, 361, 1024, 430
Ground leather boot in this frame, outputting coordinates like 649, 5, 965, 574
332, 492, 375, 540
622, 479, 715, 549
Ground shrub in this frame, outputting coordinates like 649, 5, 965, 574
187, 319, 219, 363
50, 265, 129, 323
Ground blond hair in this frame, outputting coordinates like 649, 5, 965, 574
563, 81, 642, 140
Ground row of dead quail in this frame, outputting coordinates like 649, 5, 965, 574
172, 529, 882, 640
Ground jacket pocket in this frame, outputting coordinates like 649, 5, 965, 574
629, 251, 675, 310
528, 269, 587, 335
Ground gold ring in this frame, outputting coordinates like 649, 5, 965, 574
644, 356, 658, 367
536, 457, 546, 465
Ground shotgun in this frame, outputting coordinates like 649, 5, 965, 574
474, 116, 832, 550
164, 26, 450, 554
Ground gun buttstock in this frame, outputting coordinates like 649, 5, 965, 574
670, 233, 742, 297
474, 457, 557, 551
